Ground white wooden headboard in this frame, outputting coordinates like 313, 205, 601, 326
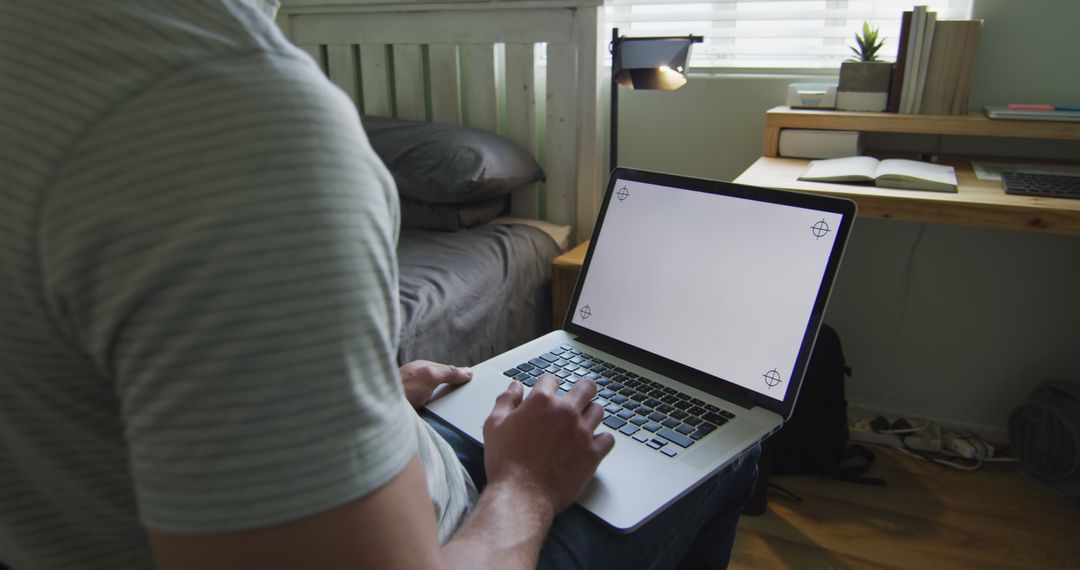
276, 0, 605, 243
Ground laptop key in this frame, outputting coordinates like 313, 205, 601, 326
604, 404, 622, 414
523, 377, 537, 387
670, 410, 688, 420
529, 358, 548, 369
673, 400, 692, 411
698, 422, 717, 433
720, 410, 736, 419
623, 400, 641, 410
684, 416, 703, 426
630, 415, 649, 426
646, 440, 664, 450
637, 406, 654, 416
555, 370, 571, 379
616, 409, 634, 420
643, 422, 661, 432
688, 406, 705, 416
705, 403, 720, 413
514, 373, 531, 382
660, 447, 678, 457
610, 394, 628, 404
540, 353, 559, 363
647, 412, 666, 422
661, 418, 680, 429
656, 404, 674, 414
603, 416, 627, 430
675, 424, 695, 436
632, 432, 651, 443
529, 369, 544, 377
658, 428, 694, 448
619, 424, 640, 436
689, 429, 710, 440
690, 398, 706, 407
599, 389, 616, 399
702, 412, 730, 426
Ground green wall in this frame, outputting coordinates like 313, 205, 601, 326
616, 0, 1080, 438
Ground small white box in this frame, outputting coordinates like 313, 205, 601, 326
787, 83, 837, 109
778, 129, 863, 160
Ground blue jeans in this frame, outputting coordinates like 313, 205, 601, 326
423, 413, 760, 570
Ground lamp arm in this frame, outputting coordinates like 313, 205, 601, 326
610, 27, 620, 176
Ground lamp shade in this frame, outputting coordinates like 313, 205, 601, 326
613, 36, 696, 90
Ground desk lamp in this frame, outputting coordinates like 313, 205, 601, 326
610, 27, 704, 174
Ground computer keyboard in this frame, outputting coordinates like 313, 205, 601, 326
1001, 171, 1080, 199
503, 344, 735, 458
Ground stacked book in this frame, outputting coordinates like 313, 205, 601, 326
888, 6, 982, 115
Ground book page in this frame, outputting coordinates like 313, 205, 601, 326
799, 156, 880, 182
875, 159, 957, 186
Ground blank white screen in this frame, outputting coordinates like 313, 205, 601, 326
571, 179, 842, 402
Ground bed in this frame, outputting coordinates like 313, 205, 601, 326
275, 0, 605, 365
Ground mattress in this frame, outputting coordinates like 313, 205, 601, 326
396, 223, 563, 366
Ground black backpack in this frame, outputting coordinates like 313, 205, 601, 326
744, 324, 882, 515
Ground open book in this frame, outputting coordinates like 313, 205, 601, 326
798, 156, 958, 193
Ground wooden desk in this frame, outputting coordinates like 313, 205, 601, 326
551, 240, 589, 327
735, 156, 1080, 235
745, 106, 1080, 236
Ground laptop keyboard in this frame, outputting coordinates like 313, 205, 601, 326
503, 344, 736, 458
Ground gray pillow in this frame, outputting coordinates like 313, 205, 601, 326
400, 195, 509, 232
362, 115, 545, 204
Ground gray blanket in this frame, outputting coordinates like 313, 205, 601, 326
397, 224, 562, 366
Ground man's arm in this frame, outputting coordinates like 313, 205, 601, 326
150, 376, 613, 570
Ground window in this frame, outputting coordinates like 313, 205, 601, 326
605, 0, 973, 70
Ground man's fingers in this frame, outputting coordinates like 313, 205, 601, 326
530, 374, 560, 398
489, 380, 524, 424
594, 432, 616, 458
443, 365, 473, 385
566, 378, 598, 412
583, 401, 605, 430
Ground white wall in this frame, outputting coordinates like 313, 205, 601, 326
615, 0, 1080, 439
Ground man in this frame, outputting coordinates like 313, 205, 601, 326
0, 1, 757, 568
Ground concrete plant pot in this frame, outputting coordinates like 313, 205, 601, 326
836, 61, 892, 112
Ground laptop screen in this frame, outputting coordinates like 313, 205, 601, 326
569, 173, 847, 406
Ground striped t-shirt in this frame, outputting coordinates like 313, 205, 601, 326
0, 1, 473, 567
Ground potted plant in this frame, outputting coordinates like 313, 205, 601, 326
836, 22, 892, 112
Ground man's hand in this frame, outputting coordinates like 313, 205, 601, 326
400, 360, 473, 409
482, 375, 616, 516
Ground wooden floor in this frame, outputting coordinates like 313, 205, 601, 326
729, 444, 1080, 569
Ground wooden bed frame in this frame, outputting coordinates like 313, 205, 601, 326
276, 0, 605, 243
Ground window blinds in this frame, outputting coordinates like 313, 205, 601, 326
604, 0, 973, 69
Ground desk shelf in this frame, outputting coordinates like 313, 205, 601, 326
762, 106, 1080, 157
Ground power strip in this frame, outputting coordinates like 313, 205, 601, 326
850, 426, 942, 453
943, 430, 995, 460
849, 415, 943, 453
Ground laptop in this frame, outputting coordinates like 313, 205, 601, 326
427, 168, 855, 532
